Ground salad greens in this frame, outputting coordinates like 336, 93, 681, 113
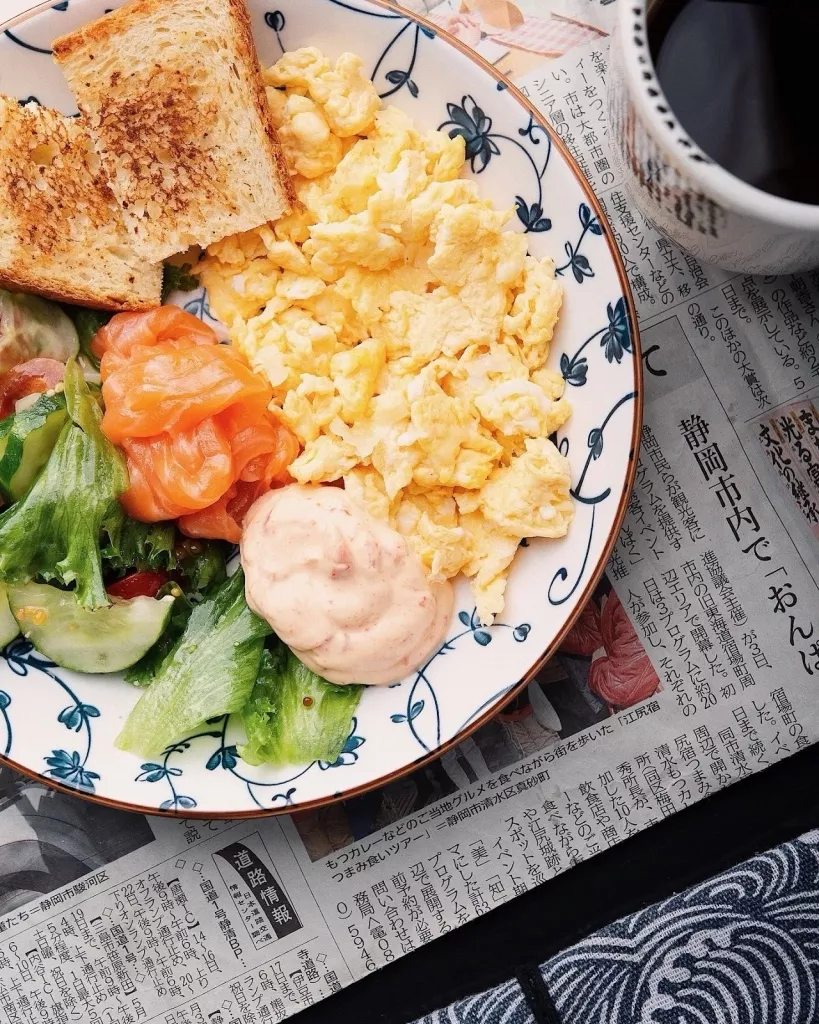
125, 587, 193, 687
0, 300, 369, 775
176, 540, 228, 593
117, 535, 228, 689
0, 359, 127, 609
161, 262, 200, 304
241, 645, 363, 767
102, 518, 177, 572
102, 520, 227, 590
64, 307, 111, 368
115, 568, 271, 757
124, 588, 363, 766
0, 290, 79, 374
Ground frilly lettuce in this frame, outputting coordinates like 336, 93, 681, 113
161, 262, 200, 303
63, 307, 111, 369
102, 519, 227, 591
102, 518, 177, 572
0, 360, 126, 609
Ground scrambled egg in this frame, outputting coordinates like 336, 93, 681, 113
199, 47, 573, 623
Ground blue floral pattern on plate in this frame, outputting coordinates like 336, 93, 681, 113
0, 0, 640, 816
438, 99, 553, 234
2, 638, 101, 792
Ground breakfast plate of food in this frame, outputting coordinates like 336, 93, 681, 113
0, 0, 641, 816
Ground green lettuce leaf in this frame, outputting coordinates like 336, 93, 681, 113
240, 644, 363, 767
177, 541, 228, 593
161, 263, 200, 303
63, 307, 111, 369
122, 542, 228, 688
0, 360, 127, 609
115, 568, 271, 756
102, 521, 227, 595
102, 518, 178, 572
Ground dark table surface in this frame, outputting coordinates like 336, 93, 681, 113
297, 740, 819, 1024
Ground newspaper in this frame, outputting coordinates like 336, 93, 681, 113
1, 2, 818, 1021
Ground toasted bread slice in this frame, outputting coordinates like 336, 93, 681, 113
0, 98, 161, 310
53, 0, 296, 264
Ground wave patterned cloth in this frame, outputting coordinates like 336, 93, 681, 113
412, 830, 819, 1024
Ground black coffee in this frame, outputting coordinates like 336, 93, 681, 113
648, 0, 819, 204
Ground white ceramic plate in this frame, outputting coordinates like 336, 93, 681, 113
0, 0, 641, 817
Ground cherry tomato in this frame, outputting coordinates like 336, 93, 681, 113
0, 358, 66, 420
106, 571, 168, 600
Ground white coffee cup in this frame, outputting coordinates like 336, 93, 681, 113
606, 0, 819, 275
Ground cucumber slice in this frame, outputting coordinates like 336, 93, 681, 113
0, 584, 19, 648
8, 583, 174, 674
0, 392, 68, 501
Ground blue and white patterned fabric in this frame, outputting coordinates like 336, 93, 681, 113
413, 830, 819, 1024
413, 977, 534, 1024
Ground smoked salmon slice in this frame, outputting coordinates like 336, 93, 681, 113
217, 403, 300, 483
178, 484, 249, 544
93, 307, 217, 365
178, 477, 278, 544
101, 343, 272, 444
120, 419, 234, 521
97, 308, 300, 538
177, 410, 300, 539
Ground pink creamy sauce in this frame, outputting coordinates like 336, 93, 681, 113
241, 484, 454, 685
